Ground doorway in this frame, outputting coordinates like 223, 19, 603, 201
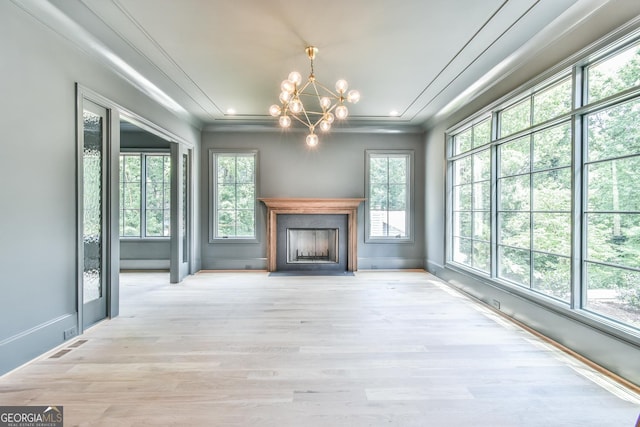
77, 86, 193, 333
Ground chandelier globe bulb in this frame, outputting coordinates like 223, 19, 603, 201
335, 79, 348, 93
325, 112, 335, 124
335, 105, 348, 120
320, 96, 332, 110
288, 71, 302, 85
290, 98, 303, 114
279, 115, 291, 128
269, 104, 281, 117
281, 79, 295, 93
347, 90, 360, 104
279, 91, 291, 104
320, 120, 331, 132
306, 133, 319, 147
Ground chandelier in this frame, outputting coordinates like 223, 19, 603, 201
269, 46, 360, 146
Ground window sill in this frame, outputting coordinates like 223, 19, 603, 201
365, 237, 414, 244
209, 237, 259, 244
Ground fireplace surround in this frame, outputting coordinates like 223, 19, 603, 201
259, 198, 364, 272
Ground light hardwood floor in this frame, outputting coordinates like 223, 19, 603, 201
1, 270, 639, 426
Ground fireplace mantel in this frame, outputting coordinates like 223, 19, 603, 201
259, 198, 365, 272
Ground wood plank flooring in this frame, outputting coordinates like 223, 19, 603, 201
1, 270, 639, 426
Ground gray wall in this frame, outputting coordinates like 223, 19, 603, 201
0, 1, 200, 375
120, 240, 170, 270
423, 5, 640, 386
201, 131, 425, 270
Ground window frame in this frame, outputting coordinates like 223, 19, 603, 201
445, 27, 640, 338
209, 149, 259, 243
365, 149, 414, 243
119, 151, 171, 240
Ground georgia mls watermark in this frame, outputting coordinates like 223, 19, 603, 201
0, 406, 63, 427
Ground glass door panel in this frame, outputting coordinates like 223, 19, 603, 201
81, 100, 108, 327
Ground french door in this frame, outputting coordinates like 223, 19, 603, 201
79, 100, 109, 329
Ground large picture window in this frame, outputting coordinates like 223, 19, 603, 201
366, 150, 413, 242
210, 150, 257, 241
119, 153, 171, 238
447, 35, 640, 331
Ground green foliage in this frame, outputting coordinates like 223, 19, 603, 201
452, 43, 640, 323
620, 287, 640, 309
533, 253, 571, 300
500, 136, 530, 177
500, 99, 530, 137
454, 127, 472, 155
215, 154, 256, 238
118, 154, 170, 237
453, 119, 491, 155
369, 154, 409, 237
533, 77, 572, 125
588, 44, 640, 103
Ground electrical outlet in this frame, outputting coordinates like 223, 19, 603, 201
64, 327, 77, 340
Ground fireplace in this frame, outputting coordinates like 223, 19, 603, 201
259, 198, 365, 272
287, 228, 338, 264
276, 214, 347, 272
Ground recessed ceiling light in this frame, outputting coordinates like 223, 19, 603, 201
390, 110, 399, 117
226, 108, 236, 115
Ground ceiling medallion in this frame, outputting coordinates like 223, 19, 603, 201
269, 46, 360, 147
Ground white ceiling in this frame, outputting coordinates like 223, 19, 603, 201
18, 0, 613, 130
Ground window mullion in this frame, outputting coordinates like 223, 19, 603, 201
141, 154, 147, 238
386, 158, 391, 237
490, 112, 499, 278
529, 134, 534, 290
570, 64, 584, 310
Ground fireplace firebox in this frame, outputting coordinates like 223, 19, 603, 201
287, 228, 338, 264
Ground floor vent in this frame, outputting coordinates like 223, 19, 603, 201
49, 349, 72, 359
68, 339, 88, 348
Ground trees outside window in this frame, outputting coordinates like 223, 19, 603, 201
119, 153, 170, 238
451, 119, 491, 272
366, 151, 413, 241
497, 122, 572, 301
210, 150, 257, 240
447, 38, 640, 330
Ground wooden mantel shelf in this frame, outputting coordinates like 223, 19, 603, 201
259, 198, 365, 272
259, 198, 365, 210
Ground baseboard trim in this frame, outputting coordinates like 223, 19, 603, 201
358, 257, 424, 270
120, 259, 170, 269
0, 313, 77, 376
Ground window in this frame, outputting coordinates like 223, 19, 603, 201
119, 153, 170, 238
497, 122, 572, 301
366, 150, 413, 241
451, 120, 491, 272
210, 150, 257, 241
447, 33, 640, 332
584, 100, 640, 325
